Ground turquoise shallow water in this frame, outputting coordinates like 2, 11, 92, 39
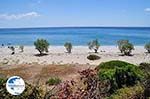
0, 27, 150, 46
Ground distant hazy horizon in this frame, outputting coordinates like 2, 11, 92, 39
0, 26, 150, 29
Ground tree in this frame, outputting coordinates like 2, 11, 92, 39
145, 42, 150, 53
121, 42, 134, 56
8, 46, 15, 55
64, 42, 72, 53
19, 45, 24, 52
117, 40, 134, 56
34, 39, 49, 55
88, 39, 100, 53
117, 40, 129, 53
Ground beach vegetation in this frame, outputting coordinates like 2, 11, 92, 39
143, 75, 150, 98
0, 75, 43, 98
139, 63, 150, 98
34, 39, 49, 55
87, 54, 100, 60
88, 39, 100, 53
19, 45, 24, 52
97, 60, 144, 93
8, 46, 15, 55
46, 77, 61, 85
0, 78, 6, 86
48, 69, 110, 99
139, 63, 150, 76
117, 40, 129, 53
64, 42, 72, 53
145, 42, 150, 53
0, 79, 43, 98
117, 40, 134, 56
47, 61, 146, 99
108, 84, 144, 99
0, 61, 150, 99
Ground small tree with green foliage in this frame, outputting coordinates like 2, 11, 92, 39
64, 42, 72, 53
34, 39, 49, 55
145, 42, 150, 53
88, 39, 100, 53
121, 42, 134, 56
117, 40, 134, 56
117, 40, 129, 53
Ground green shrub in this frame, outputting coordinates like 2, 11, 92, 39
0, 78, 6, 86
46, 77, 61, 85
87, 54, 100, 60
108, 84, 144, 99
64, 42, 72, 53
143, 75, 150, 98
34, 39, 49, 55
96, 60, 133, 70
97, 60, 144, 93
140, 65, 150, 98
117, 40, 134, 56
88, 39, 100, 53
139, 63, 150, 76
145, 42, 150, 53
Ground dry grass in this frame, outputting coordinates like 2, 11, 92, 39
0, 65, 32, 80
0, 63, 94, 85
36, 64, 79, 84
39, 65, 77, 77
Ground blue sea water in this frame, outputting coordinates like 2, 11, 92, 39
0, 27, 150, 46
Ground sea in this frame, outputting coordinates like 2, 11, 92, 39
0, 27, 150, 46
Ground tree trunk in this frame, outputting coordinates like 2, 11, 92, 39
68, 49, 71, 53
124, 51, 130, 56
94, 49, 98, 53
38, 50, 43, 55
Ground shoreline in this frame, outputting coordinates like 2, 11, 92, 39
1, 45, 145, 47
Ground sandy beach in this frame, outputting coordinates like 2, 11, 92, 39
1, 45, 149, 84
0, 46, 149, 66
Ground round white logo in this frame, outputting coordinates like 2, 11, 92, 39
6, 76, 25, 95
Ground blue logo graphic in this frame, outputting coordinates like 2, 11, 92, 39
6, 76, 25, 95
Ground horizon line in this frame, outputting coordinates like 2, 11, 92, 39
0, 26, 150, 29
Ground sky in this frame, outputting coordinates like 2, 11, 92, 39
0, 0, 150, 28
